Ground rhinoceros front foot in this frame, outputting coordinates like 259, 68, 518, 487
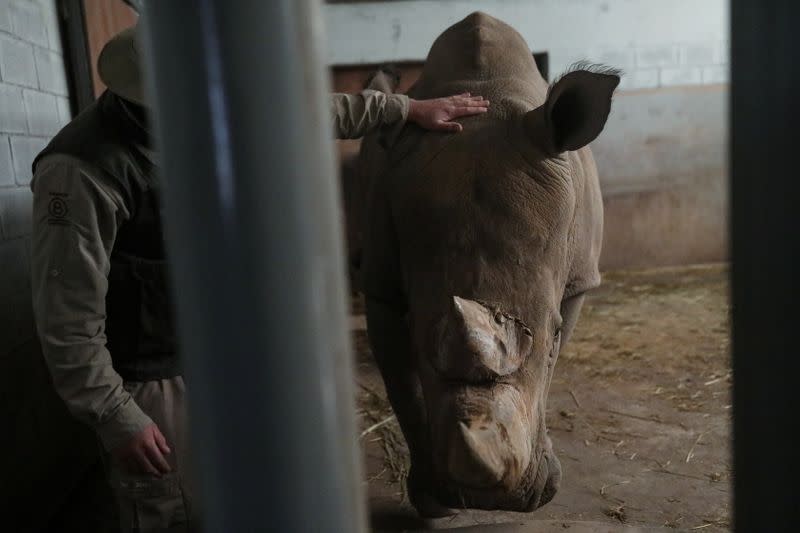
407, 463, 457, 518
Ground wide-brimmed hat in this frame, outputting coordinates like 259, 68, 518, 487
97, 26, 145, 106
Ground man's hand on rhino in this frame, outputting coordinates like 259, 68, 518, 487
112, 423, 172, 476
408, 93, 490, 132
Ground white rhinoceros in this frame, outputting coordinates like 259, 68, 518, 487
357, 12, 619, 516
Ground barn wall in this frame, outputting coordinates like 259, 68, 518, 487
594, 86, 727, 270
324, 0, 728, 86
0, 0, 70, 358
0, 3, 110, 529
325, 0, 729, 269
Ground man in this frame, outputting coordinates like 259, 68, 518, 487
30, 27, 488, 532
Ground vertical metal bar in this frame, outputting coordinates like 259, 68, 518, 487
138, 1, 366, 531
731, 1, 800, 530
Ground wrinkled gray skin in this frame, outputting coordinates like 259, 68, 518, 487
358, 12, 619, 516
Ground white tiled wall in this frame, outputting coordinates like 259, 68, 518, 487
323, 0, 730, 90
0, 0, 68, 354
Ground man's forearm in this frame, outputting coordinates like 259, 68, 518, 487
331, 90, 409, 139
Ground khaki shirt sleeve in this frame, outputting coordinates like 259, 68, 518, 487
331, 90, 409, 139
30, 155, 153, 451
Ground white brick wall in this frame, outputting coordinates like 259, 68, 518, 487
9, 135, 47, 184
55, 93, 69, 124
681, 43, 717, 66
0, 34, 37, 87
22, 88, 60, 135
0, 135, 13, 186
0, 186, 32, 238
0, 1, 11, 34
660, 66, 703, 87
9, 0, 47, 47
618, 68, 659, 91
1, 0, 69, 355
0, 82, 25, 132
703, 65, 729, 84
636, 46, 680, 69
595, 48, 636, 71
34, 46, 69, 95
324, 0, 730, 91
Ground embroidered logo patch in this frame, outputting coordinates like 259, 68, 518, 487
48, 197, 68, 218
47, 192, 70, 226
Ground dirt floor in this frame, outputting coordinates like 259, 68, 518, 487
351, 264, 731, 532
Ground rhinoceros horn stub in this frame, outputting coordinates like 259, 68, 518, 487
444, 385, 534, 490
433, 296, 533, 383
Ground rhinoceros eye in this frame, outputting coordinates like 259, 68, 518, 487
550, 329, 562, 357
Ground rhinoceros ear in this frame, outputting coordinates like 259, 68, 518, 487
526, 64, 620, 154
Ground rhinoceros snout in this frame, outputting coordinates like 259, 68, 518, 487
446, 418, 529, 488
420, 297, 560, 512
433, 296, 533, 382
425, 382, 545, 510
433, 432, 561, 513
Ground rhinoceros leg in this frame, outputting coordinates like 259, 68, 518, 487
347, 66, 404, 291
365, 297, 454, 517
361, 66, 449, 515
560, 294, 586, 346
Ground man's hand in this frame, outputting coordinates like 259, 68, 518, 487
112, 423, 172, 476
407, 93, 490, 133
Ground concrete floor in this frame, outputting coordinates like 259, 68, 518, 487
352, 264, 731, 532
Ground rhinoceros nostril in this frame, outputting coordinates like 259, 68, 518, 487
525, 449, 561, 511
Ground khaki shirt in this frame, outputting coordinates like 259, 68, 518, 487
331, 91, 408, 139
31, 91, 408, 451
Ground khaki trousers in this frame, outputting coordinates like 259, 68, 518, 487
106, 377, 197, 532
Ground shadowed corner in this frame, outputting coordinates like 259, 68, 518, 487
369, 503, 428, 533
